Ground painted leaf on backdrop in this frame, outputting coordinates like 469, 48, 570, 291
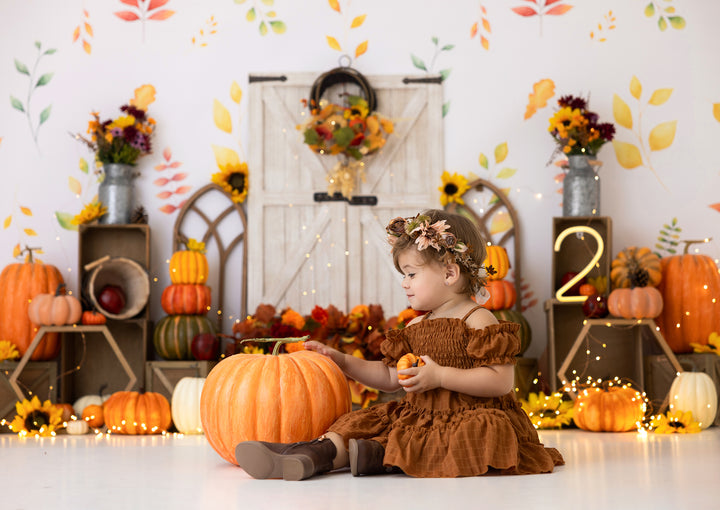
13, 244, 21, 258
668, 17, 685, 30
212, 145, 241, 170
55, 212, 78, 231
168, 161, 182, 168
84, 22, 93, 36
612, 140, 643, 169
171, 172, 187, 181
83, 40, 92, 54
523, 78, 555, 120
630, 76, 642, 99
649, 88, 673, 106
710, 203, 720, 213
328, 0, 341, 13
73, 26, 80, 42
157, 191, 173, 199
470, 22, 478, 38
159, 204, 178, 214
496, 167, 517, 179
148, 10, 175, 21
79, 158, 89, 173
326, 35, 341, 51
149, 0, 170, 9
511, 7, 537, 17
120, 0, 140, 6
246, 8, 256, 21
648, 120, 677, 151
479, 153, 489, 170
3, 216, 11, 229
411, 54, 427, 71
213, 99, 232, 133
355, 40, 368, 58
115, 11, 141, 21
480, 36, 489, 51
24, 228, 37, 236
154, 177, 170, 186
546, 4, 573, 15
259, 21, 268, 36
174, 186, 192, 194
131, 84, 156, 110
494, 142, 508, 164
613, 94, 633, 129
20, 206, 32, 216
229, 82, 242, 105
490, 211, 512, 236
269, 21, 286, 34
163, 147, 172, 161
68, 176, 82, 195
713, 104, 720, 122
351, 15, 366, 28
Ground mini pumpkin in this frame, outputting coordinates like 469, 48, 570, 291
81, 310, 107, 325
573, 385, 645, 432
161, 284, 212, 315
81, 404, 105, 429
397, 353, 426, 380
65, 419, 89, 435
27, 283, 82, 326
483, 245, 510, 281
171, 377, 206, 435
579, 283, 597, 296
610, 246, 662, 289
608, 286, 663, 319
668, 372, 718, 429
482, 280, 517, 311
169, 240, 209, 285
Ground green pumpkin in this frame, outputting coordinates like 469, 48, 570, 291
492, 309, 532, 355
153, 315, 216, 360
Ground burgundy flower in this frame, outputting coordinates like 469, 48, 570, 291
121, 104, 146, 121
597, 123, 616, 141
558, 95, 587, 110
386, 217, 407, 237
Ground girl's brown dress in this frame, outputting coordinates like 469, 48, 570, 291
328, 311, 565, 477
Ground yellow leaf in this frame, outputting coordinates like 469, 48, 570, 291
213, 99, 232, 133
12, 243, 21, 258
83, 40, 91, 55
230, 81, 243, 104
3, 215, 11, 229
713, 104, 720, 122
494, 142, 508, 164
326, 35, 341, 51
648, 121, 677, 151
612, 140, 643, 169
648, 88, 673, 106
69, 176, 82, 195
355, 40, 368, 58
20, 206, 32, 216
351, 14, 366, 28
523, 78, 555, 120
24, 228, 38, 236
630, 76, 642, 100
489, 211, 512, 236
613, 94, 633, 129
211, 145, 241, 171
328, 0, 340, 13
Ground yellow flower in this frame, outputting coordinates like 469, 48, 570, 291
281, 308, 306, 330
8, 395, 64, 437
186, 238, 206, 254
71, 201, 108, 225
651, 410, 702, 434
108, 115, 136, 129
691, 332, 720, 355
0, 340, 20, 361
212, 162, 249, 204
438, 171, 470, 206
520, 391, 574, 429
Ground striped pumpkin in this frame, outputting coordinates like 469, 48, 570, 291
492, 309, 532, 355
482, 280, 517, 311
172, 377, 206, 435
0, 251, 64, 360
169, 250, 208, 284
153, 315, 216, 360
483, 245, 510, 281
161, 284, 212, 315
103, 391, 172, 435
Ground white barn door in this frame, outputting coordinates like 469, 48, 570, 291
247, 72, 443, 315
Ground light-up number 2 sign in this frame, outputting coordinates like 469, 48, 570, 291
553, 226, 604, 302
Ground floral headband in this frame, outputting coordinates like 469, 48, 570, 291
386, 214, 496, 283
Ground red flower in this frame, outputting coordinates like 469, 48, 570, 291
311, 305, 329, 326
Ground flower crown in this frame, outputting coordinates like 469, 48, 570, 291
386, 214, 495, 284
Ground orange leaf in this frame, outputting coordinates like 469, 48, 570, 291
326, 35, 341, 51
710, 203, 720, 213
524, 78, 555, 120
546, 4, 573, 15
154, 178, 170, 186
159, 204, 177, 214
328, 0, 341, 13
13, 244, 21, 258
84, 22, 93, 36
148, 9, 174, 20
355, 40, 368, 58
20, 206, 32, 216
156, 191, 173, 199
481, 35, 489, 51
350, 14, 366, 28
73, 26, 80, 42
83, 40, 91, 54
470, 22, 478, 38
163, 147, 172, 161
174, 186, 193, 194
115, 11, 141, 21
120, 0, 139, 6
171, 172, 188, 181
482, 18, 491, 32
511, 6, 537, 16
169, 161, 182, 168
155, 164, 167, 171
149, 0, 170, 9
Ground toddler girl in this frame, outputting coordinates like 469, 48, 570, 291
234, 209, 564, 479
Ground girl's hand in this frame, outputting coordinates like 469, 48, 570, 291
397, 355, 442, 393
303, 340, 345, 369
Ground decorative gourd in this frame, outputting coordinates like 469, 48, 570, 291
573, 385, 645, 432
200, 339, 351, 465
655, 240, 720, 353
668, 372, 718, 429
81, 404, 105, 428
27, 283, 82, 326
65, 419, 89, 435
169, 240, 208, 285
81, 310, 107, 325
608, 286, 663, 319
153, 314, 216, 360
103, 391, 172, 435
161, 284, 212, 315
492, 309, 532, 355
397, 353, 426, 380
0, 247, 64, 360
171, 377, 206, 434
578, 283, 597, 296
54, 403, 75, 422
611, 246, 662, 289
481, 280, 516, 310
483, 245, 509, 281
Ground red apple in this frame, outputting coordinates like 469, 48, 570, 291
97, 285, 126, 314
582, 293, 609, 318
191, 332, 219, 361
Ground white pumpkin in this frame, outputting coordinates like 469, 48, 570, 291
66, 419, 90, 435
668, 372, 718, 429
73, 393, 111, 418
171, 377, 206, 434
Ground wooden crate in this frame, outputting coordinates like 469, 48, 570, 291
0, 361, 57, 422
145, 361, 217, 400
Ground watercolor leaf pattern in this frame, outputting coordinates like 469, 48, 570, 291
72, 9, 94, 54
55, 157, 101, 231
155, 147, 187, 215
477, 141, 517, 233
611, 76, 676, 189
10, 41, 56, 148
236, 0, 286, 36
470, 3, 492, 50
192, 16, 218, 47
644, 1, 686, 31
590, 10, 616, 42
654, 217, 682, 258
511, 0, 573, 36
411, 37, 454, 117
115, 0, 175, 42
524, 78, 555, 120
5, 204, 40, 255
325, 0, 368, 61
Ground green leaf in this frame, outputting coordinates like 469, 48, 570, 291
431, 36, 438, 45
668, 16, 686, 30
441, 44, 455, 51
234, 0, 248, 3
479, 152, 489, 169
55, 212, 78, 231
35, 72, 54, 88
39, 105, 51, 125
79, 158, 89, 174
303, 128, 320, 146
246, 7, 256, 21
34, 41, 41, 50
442, 101, 450, 118
261, 0, 274, 5
644, 3, 655, 17
411, 54, 427, 71
269, 20, 286, 34
347, 147, 363, 160
14, 59, 29, 75
259, 21, 268, 36
439, 69, 451, 81
658, 16, 667, 31
333, 126, 354, 147
44, 48, 57, 55
10, 95, 24, 112
496, 167, 517, 179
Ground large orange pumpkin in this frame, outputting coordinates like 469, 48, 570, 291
0, 248, 64, 360
103, 391, 172, 435
573, 385, 645, 432
655, 241, 720, 353
200, 342, 351, 465
482, 280, 517, 310
161, 284, 212, 315
607, 286, 663, 319
483, 245, 510, 281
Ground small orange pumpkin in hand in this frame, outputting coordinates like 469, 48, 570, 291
397, 353, 426, 380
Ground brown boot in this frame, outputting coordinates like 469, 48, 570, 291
234, 437, 337, 481
349, 439, 401, 476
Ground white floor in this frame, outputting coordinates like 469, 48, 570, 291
2, 428, 719, 510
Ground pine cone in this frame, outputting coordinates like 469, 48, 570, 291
131, 206, 148, 224
629, 268, 650, 288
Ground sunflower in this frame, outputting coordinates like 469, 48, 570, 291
0, 340, 20, 361
651, 410, 702, 434
691, 332, 720, 355
71, 201, 108, 225
212, 162, 249, 204
8, 396, 64, 437
438, 171, 470, 206
520, 391, 574, 429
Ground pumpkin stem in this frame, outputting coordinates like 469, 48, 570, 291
682, 238, 712, 255
55, 283, 68, 296
239, 335, 310, 356
18, 245, 42, 262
